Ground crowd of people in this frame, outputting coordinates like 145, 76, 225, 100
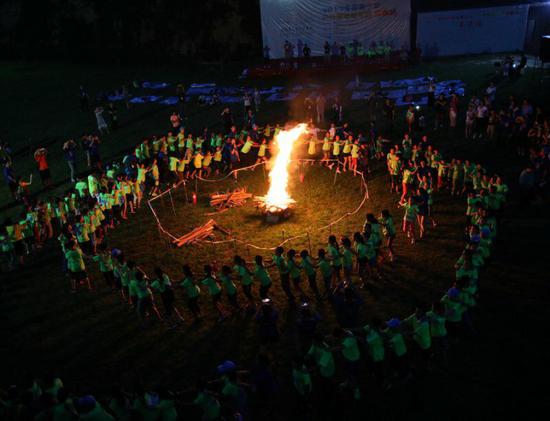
264, 39, 397, 62
1, 65, 549, 419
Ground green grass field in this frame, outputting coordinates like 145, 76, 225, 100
2, 54, 547, 212
2, 56, 550, 418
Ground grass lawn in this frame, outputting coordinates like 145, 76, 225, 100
2, 56, 550, 418
2, 54, 548, 212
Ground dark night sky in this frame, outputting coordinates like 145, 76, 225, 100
0, 0, 544, 60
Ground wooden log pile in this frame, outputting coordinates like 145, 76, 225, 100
172, 219, 230, 247
210, 188, 252, 211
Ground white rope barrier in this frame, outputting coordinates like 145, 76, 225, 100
148, 159, 370, 250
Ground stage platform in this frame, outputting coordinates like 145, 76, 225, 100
245, 53, 408, 79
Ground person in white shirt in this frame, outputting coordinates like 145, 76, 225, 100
95, 107, 109, 135
474, 104, 488, 139
243, 93, 252, 117
316, 94, 326, 124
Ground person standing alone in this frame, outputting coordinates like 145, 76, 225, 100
316, 94, 326, 124
62, 139, 77, 182
95, 107, 109, 135
34, 146, 52, 189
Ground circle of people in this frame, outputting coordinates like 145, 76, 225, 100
13, 80, 550, 420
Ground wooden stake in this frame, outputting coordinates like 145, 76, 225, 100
169, 189, 176, 216
182, 181, 189, 203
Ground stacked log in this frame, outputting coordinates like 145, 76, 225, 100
210, 188, 252, 211
173, 219, 230, 247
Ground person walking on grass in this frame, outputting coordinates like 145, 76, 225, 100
95, 106, 109, 135
332, 327, 362, 400
379, 209, 396, 261
327, 235, 342, 287
399, 195, 419, 244
317, 248, 334, 297
233, 255, 255, 310
202, 264, 228, 322
254, 255, 272, 300
151, 267, 185, 328
219, 265, 241, 312
135, 270, 163, 325
65, 240, 92, 292
180, 264, 202, 322
272, 246, 294, 301
62, 139, 78, 182
287, 249, 308, 302
92, 243, 114, 289
300, 250, 320, 297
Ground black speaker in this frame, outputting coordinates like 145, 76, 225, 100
541, 35, 550, 62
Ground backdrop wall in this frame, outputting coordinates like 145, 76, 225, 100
417, 5, 530, 57
260, 0, 411, 59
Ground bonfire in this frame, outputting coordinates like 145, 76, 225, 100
255, 123, 307, 222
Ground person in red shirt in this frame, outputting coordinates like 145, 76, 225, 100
170, 112, 181, 130
34, 146, 52, 188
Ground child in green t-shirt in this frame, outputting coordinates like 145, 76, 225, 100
219, 265, 240, 312
300, 250, 319, 297
317, 249, 333, 297
287, 249, 307, 301
201, 264, 226, 321
93, 243, 114, 289
254, 255, 272, 299
180, 264, 202, 321
233, 255, 254, 309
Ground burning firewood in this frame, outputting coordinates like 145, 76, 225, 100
209, 188, 252, 211
172, 219, 230, 247
253, 196, 294, 223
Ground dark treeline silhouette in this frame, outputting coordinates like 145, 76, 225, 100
0, 0, 261, 62
0, 0, 540, 62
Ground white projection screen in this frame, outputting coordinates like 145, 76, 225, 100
260, 0, 411, 59
417, 5, 530, 57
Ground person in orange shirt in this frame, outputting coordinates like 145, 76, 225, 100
34, 146, 52, 188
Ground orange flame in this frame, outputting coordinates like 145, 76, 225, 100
264, 124, 307, 210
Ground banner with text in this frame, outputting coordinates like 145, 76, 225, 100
260, 0, 411, 59
417, 5, 530, 57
